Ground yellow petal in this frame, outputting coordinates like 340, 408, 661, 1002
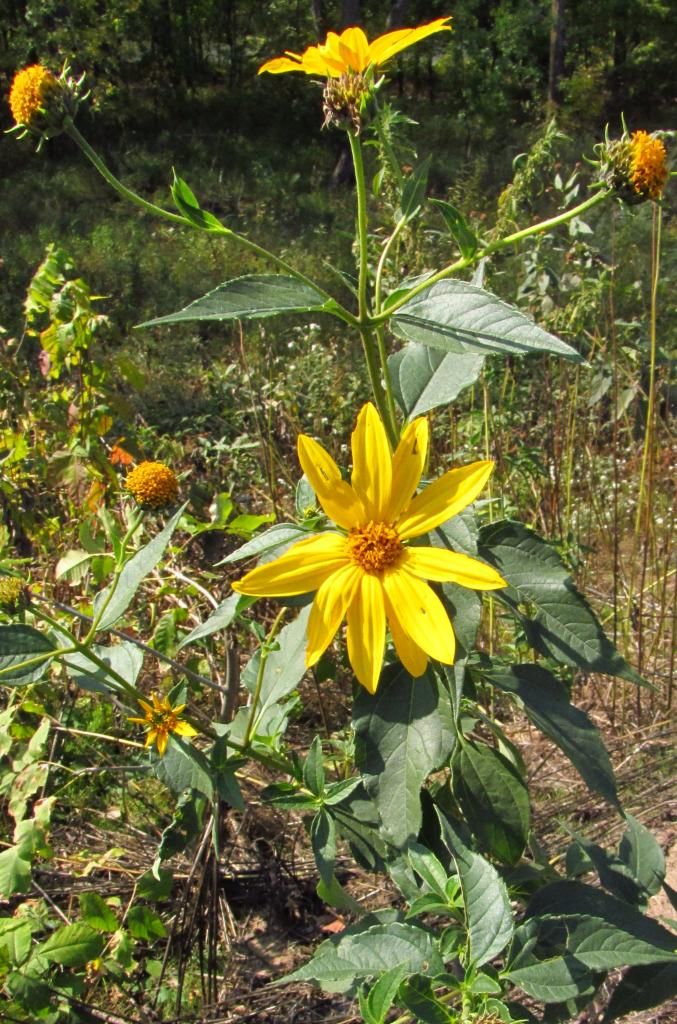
367, 17, 452, 67
298, 434, 364, 529
401, 547, 506, 589
156, 730, 169, 756
302, 42, 345, 75
258, 56, 304, 74
386, 416, 428, 522
337, 26, 370, 72
383, 568, 455, 664
127, 715, 148, 726
232, 532, 349, 597
306, 564, 362, 666
350, 403, 392, 521
145, 730, 157, 747
346, 573, 386, 694
387, 610, 429, 678
173, 721, 198, 738
398, 460, 494, 541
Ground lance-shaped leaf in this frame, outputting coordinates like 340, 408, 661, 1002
177, 592, 243, 649
479, 520, 643, 685
0, 625, 58, 686
391, 280, 581, 361
388, 343, 485, 417
139, 275, 337, 328
602, 962, 677, 1022
93, 504, 186, 632
453, 740, 530, 865
436, 810, 513, 966
219, 523, 311, 565
64, 641, 143, 695
482, 662, 619, 806
353, 664, 455, 847
240, 605, 311, 733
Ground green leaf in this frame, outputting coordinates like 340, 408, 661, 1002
453, 740, 530, 865
171, 172, 224, 231
506, 951, 595, 1003
78, 892, 118, 933
137, 867, 173, 900
483, 662, 619, 805
281, 917, 444, 993
398, 974, 455, 1022
360, 965, 409, 1024
38, 923, 104, 967
602, 962, 677, 1022
391, 281, 581, 361
436, 810, 513, 966
526, 880, 677, 968
126, 906, 167, 940
400, 157, 431, 222
479, 520, 643, 685
177, 593, 242, 650
240, 606, 311, 734
153, 736, 214, 800
139, 275, 335, 328
407, 842, 451, 901
65, 641, 143, 695
389, 343, 485, 417
618, 814, 666, 899
311, 808, 336, 888
93, 504, 187, 632
0, 625, 57, 686
303, 736, 326, 796
5, 971, 52, 1010
0, 918, 32, 966
353, 664, 454, 847
430, 199, 479, 259
219, 523, 310, 565
0, 846, 32, 896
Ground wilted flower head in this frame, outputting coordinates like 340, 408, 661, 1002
0, 576, 28, 613
125, 461, 179, 509
597, 126, 668, 203
128, 692, 197, 756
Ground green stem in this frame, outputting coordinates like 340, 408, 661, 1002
374, 215, 408, 315
633, 202, 661, 538
65, 120, 358, 328
371, 188, 613, 324
243, 609, 287, 748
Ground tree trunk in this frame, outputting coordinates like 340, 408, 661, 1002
311, 0, 327, 37
387, 0, 410, 28
340, 0, 361, 28
548, 0, 566, 108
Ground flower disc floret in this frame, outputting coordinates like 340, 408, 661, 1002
0, 576, 27, 612
9, 64, 58, 126
259, 17, 451, 78
128, 693, 197, 756
630, 130, 667, 200
125, 461, 179, 508
233, 403, 506, 694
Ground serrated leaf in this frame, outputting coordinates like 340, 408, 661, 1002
479, 520, 643, 685
392, 280, 581, 361
177, 593, 242, 649
219, 523, 310, 565
0, 847, 32, 896
311, 808, 336, 888
280, 918, 444, 992
171, 172, 224, 231
139, 275, 335, 328
38, 923, 104, 966
618, 814, 665, 899
65, 641, 143, 695
153, 736, 214, 800
602, 962, 677, 1021
506, 952, 594, 1002
303, 736, 325, 796
389, 343, 485, 417
436, 811, 513, 966
79, 892, 118, 933
93, 504, 186, 632
407, 842, 451, 901
0, 625, 57, 686
126, 905, 167, 940
353, 664, 454, 847
454, 740, 530, 865
430, 199, 479, 259
0, 918, 32, 966
482, 662, 619, 806
400, 157, 431, 222
361, 964, 409, 1024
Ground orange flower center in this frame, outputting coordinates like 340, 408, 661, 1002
347, 521, 402, 573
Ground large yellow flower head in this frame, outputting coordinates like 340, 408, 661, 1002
128, 693, 197, 756
125, 461, 179, 509
9, 64, 59, 126
233, 404, 505, 694
630, 130, 667, 201
259, 17, 452, 77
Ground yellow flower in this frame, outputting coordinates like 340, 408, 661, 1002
233, 404, 505, 694
128, 693, 198, 756
124, 461, 179, 508
9, 64, 59, 126
259, 17, 452, 77
630, 130, 667, 201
